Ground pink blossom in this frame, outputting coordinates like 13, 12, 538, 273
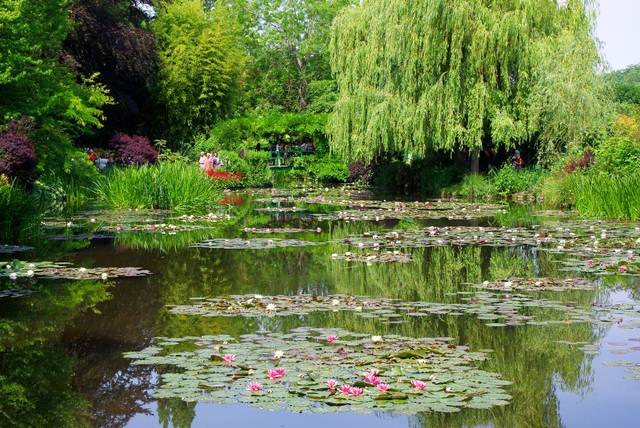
350, 387, 363, 397
267, 367, 286, 380
619, 265, 628, 273
327, 379, 338, 390
222, 354, 235, 364
586, 259, 594, 267
363, 372, 381, 385
628, 254, 634, 260
327, 335, 337, 343
248, 382, 263, 392
376, 383, 390, 392
340, 385, 353, 395
411, 380, 426, 391
367, 368, 380, 376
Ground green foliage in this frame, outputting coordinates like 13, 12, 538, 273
453, 174, 494, 201
570, 172, 640, 220
329, 0, 609, 163
491, 165, 545, 196
195, 112, 328, 152
607, 64, 640, 105
373, 161, 462, 196
215, 149, 273, 188
231, 0, 353, 113
593, 136, 640, 175
0, 1, 110, 131
95, 161, 221, 213
538, 173, 576, 209
0, 179, 44, 242
153, 0, 246, 143
290, 155, 349, 183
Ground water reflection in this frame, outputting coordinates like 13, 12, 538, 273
1, 194, 638, 427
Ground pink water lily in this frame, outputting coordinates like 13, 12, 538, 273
619, 265, 628, 273
586, 259, 594, 267
363, 372, 381, 385
350, 387, 363, 397
222, 354, 235, 364
327, 379, 338, 390
411, 380, 426, 391
340, 385, 353, 395
248, 382, 263, 392
367, 368, 380, 376
376, 383, 390, 392
267, 367, 286, 380
327, 335, 337, 343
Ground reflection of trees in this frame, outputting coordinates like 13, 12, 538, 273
157, 398, 196, 428
0, 280, 110, 427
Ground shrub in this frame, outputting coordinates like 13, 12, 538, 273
593, 136, 640, 175
95, 161, 220, 213
290, 155, 349, 183
110, 133, 158, 165
490, 165, 544, 195
0, 178, 43, 242
0, 122, 37, 187
347, 161, 372, 184
453, 174, 494, 200
564, 149, 593, 173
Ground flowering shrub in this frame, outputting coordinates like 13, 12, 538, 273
208, 171, 243, 181
348, 160, 372, 183
0, 121, 38, 187
564, 149, 594, 173
110, 133, 158, 165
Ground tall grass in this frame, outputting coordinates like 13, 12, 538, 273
0, 180, 44, 242
571, 172, 640, 220
95, 162, 221, 214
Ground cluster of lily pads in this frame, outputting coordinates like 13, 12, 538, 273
123, 327, 512, 414
330, 251, 413, 264
243, 227, 323, 234
604, 361, 640, 380
167, 292, 597, 328
254, 207, 307, 213
472, 278, 593, 292
1, 260, 151, 281
192, 238, 320, 250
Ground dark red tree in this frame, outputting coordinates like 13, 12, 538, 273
110, 133, 158, 165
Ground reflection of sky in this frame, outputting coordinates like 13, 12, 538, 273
557, 290, 640, 428
597, 0, 640, 70
127, 403, 411, 428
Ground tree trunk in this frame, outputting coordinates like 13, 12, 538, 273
470, 149, 480, 173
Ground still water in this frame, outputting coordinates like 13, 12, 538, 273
1, 191, 639, 428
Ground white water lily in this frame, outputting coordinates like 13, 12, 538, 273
9, 272, 17, 280
28, 263, 35, 268
101, 273, 108, 280
316, 227, 322, 233
26, 270, 34, 277
331, 299, 340, 306
331, 253, 338, 259
273, 350, 284, 359
354, 306, 362, 312
90, 218, 97, 223
504, 281, 513, 288
358, 242, 364, 248
79, 267, 88, 273
483, 280, 489, 286
66, 221, 73, 227
371, 335, 383, 343
254, 294, 263, 299
266, 303, 276, 311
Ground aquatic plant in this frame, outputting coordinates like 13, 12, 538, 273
95, 161, 221, 214
124, 327, 513, 414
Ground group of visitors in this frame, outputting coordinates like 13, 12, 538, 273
199, 151, 223, 175
87, 149, 111, 171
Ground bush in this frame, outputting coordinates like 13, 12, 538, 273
290, 155, 349, 184
0, 178, 43, 242
0, 121, 37, 187
110, 133, 158, 165
452, 174, 494, 200
490, 165, 545, 195
95, 161, 220, 213
347, 161, 372, 184
593, 136, 640, 175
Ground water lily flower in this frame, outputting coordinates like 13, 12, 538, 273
445, 386, 453, 393
273, 350, 284, 359
223, 354, 236, 364
363, 372, 381, 385
248, 382, 263, 392
331, 299, 340, 306
619, 265, 628, 273
101, 273, 108, 280
267, 367, 286, 380
427, 374, 437, 381
411, 380, 426, 391
266, 303, 276, 311
340, 385, 352, 395
376, 383, 390, 392
28, 263, 35, 268
254, 294, 263, 299
66, 221, 73, 227
586, 259, 594, 267
327, 379, 338, 390
79, 267, 87, 273
26, 270, 34, 277
371, 335, 383, 343
350, 387, 364, 397
316, 227, 322, 233
327, 335, 337, 343
9, 272, 17, 280
628, 254, 634, 260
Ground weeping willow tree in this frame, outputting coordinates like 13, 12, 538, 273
328, 0, 611, 165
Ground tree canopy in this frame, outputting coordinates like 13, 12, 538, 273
328, 0, 610, 164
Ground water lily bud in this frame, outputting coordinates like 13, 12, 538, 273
371, 335, 383, 343
101, 273, 108, 280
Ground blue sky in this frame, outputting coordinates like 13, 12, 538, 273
596, 0, 640, 70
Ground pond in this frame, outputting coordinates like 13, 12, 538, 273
1, 187, 639, 428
